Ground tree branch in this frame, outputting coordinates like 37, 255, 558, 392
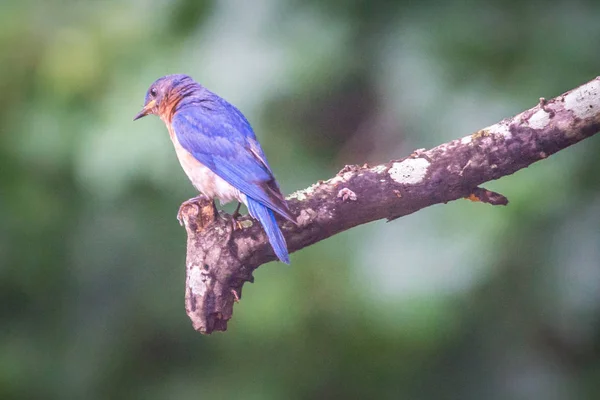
179, 76, 600, 334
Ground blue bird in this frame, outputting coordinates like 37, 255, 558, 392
134, 74, 295, 263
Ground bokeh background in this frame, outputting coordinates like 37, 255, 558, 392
1, 0, 600, 399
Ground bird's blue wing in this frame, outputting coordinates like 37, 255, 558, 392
171, 100, 294, 222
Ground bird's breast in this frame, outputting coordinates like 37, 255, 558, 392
167, 125, 244, 205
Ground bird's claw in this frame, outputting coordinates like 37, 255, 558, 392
230, 202, 243, 231
231, 218, 243, 232
225, 202, 244, 242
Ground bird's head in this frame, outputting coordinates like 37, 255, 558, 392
133, 74, 198, 121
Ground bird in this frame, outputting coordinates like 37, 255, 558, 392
133, 74, 295, 264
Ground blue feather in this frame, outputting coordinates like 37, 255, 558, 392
172, 97, 294, 221
246, 197, 289, 264
170, 89, 294, 263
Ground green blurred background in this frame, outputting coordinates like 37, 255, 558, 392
1, 0, 600, 399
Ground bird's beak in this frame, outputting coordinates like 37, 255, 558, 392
133, 100, 156, 121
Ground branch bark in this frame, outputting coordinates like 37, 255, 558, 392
179, 76, 600, 334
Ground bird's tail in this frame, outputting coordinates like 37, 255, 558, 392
246, 197, 290, 264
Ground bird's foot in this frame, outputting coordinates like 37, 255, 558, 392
225, 202, 244, 242
230, 202, 244, 231
177, 194, 210, 226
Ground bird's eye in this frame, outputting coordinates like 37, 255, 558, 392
150, 88, 157, 97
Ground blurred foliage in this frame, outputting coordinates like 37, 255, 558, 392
1, 0, 600, 399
